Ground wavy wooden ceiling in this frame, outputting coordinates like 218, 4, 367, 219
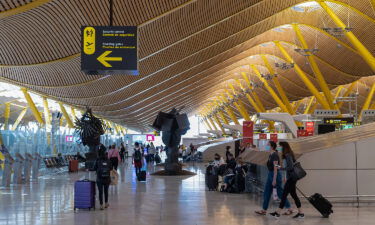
0, 0, 374, 131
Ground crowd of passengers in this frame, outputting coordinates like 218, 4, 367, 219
207, 141, 304, 219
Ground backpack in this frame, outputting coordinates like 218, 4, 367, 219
97, 160, 111, 179
134, 149, 142, 161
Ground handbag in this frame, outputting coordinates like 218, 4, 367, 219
110, 170, 119, 185
292, 161, 307, 181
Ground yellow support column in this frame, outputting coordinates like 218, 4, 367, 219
308, 101, 319, 114
293, 24, 336, 109
42, 97, 51, 127
274, 41, 331, 109
304, 97, 315, 114
217, 96, 240, 125
213, 101, 230, 125
261, 55, 295, 114
318, 1, 375, 72
11, 108, 28, 131
226, 85, 251, 121
4, 103, 10, 130
250, 65, 290, 113
360, 83, 375, 119
71, 107, 77, 120
58, 102, 74, 128
337, 82, 357, 109
293, 100, 303, 112
21, 88, 44, 125
203, 117, 213, 130
207, 117, 218, 130
236, 78, 262, 113
240, 72, 266, 111
213, 114, 226, 135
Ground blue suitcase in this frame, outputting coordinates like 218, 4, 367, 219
74, 180, 96, 211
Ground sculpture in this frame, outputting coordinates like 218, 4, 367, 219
74, 108, 106, 153
152, 107, 190, 175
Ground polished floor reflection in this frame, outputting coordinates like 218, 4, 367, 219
1, 159, 375, 225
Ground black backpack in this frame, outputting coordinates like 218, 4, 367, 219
134, 149, 142, 161
97, 160, 110, 179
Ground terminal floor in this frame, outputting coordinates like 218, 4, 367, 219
1, 160, 375, 225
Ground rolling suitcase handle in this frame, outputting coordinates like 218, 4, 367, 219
296, 186, 308, 199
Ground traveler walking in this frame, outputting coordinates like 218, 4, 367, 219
255, 141, 292, 216
149, 142, 156, 161
94, 148, 112, 210
120, 142, 126, 163
133, 142, 143, 176
108, 144, 121, 170
270, 141, 304, 219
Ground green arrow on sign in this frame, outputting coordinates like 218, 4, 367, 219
97, 51, 123, 67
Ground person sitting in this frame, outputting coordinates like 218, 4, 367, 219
213, 153, 225, 167
220, 153, 236, 191
226, 153, 236, 170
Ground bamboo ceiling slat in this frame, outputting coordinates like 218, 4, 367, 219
0, 0, 374, 129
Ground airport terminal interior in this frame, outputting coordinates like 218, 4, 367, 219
0, 0, 375, 224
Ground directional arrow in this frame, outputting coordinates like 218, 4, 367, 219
97, 51, 122, 67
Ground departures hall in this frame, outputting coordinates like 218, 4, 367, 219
0, 0, 375, 224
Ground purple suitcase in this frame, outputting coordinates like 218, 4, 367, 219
74, 180, 96, 211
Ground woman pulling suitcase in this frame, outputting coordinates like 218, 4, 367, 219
270, 141, 304, 219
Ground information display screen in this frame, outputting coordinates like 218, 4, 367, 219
323, 117, 354, 125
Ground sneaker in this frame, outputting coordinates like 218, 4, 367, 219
269, 212, 280, 218
292, 213, 305, 219
105, 203, 109, 208
255, 210, 267, 215
100, 205, 104, 210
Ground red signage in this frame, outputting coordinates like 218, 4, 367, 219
243, 121, 254, 137
305, 122, 315, 136
243, 121, 254, 145
270, 133, 278, 142
259, 133, 267, 139
297, 130, 308, 137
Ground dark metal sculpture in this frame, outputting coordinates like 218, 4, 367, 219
152, 107, 190, 175
74, 108, 106, 153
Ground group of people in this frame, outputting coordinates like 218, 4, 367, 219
209, 141, 304, 219
254, 141, 304, 219
209, 146, 247, 192
98, 142, 129, 171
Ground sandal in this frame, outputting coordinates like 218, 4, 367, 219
283, 209, 294, 215
255, 210, 267, 215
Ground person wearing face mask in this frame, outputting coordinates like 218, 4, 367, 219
213, 153, 225, 167
255, 141, 292, 216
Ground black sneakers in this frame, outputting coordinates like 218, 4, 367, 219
269, 212, 280, 218
270, 212, 305, 219
292, 213, 305, 219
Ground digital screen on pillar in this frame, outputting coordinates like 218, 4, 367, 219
323, 117, 354, 125
81, 26, 138, 75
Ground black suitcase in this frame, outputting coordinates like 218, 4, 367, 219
206, 174, 218, 191
205, 165, 218, 191
138, 171, 146, 181
297, 188, 333, 218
